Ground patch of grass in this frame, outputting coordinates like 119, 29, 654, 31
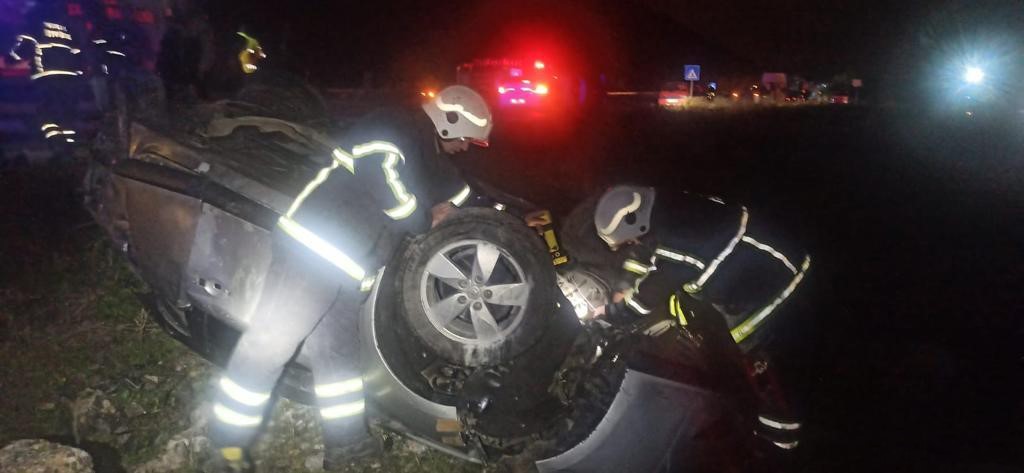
0, 227, 205, 453
0, 165, 208, 468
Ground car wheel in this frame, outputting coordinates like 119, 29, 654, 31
397, 208, 556, 367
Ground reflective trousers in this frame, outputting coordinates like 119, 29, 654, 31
209, 229, 370, 449
34, 76, 80, 146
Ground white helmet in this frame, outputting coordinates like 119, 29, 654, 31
594, 186, 656, 247
422, 85, 493, 147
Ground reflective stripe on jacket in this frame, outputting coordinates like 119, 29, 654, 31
10, 20, 83, 80
613, 193, 810, 344
276, 108, 469, 286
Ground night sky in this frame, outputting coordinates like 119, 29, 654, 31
3, 0, 1020, 93
197, 0, 1020, 99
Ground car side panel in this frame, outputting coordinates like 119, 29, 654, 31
184, 203, 274, 330
118, 176, 202, 306
536, 369, 717, 473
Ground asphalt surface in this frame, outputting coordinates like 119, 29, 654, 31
457, 104, 1024, 471
3, 100, 1021, 471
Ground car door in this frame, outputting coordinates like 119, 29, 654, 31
183, 182, 277, 331
112, 159, 204, 308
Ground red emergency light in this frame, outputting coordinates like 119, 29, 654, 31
105, 7, 123, 20
133, 10, 155, 24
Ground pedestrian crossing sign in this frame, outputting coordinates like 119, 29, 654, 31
684, 65, 701, 81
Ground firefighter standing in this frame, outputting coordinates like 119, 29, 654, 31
89, 18, 137, 111
202, 28, 265, 100
208, 85, 490, 472
156, 5, 213, 105
587, 185, 810, 453
9, 2, 85, 150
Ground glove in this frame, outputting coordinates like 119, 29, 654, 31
205, 447, 253, 473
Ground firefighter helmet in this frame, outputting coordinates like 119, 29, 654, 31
422, 85, 493, 147
594, 186, 656, 247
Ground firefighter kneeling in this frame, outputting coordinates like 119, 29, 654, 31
586, 185, 809, 460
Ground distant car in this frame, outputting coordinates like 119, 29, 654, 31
784, 90, 808, 103
830, 94, 850, 104
657, 81, 691, 110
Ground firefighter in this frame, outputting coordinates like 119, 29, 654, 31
9, 1, 85, 150
587, 185, 809, 454
156, 5, 212, 105
90, 26, 132, 78
88, 18, 140, 111
202, 28, 264, 100
235, 31, 265, 75
209, 85, 490, 472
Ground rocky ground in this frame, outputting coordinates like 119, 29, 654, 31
0, 165, 500, 472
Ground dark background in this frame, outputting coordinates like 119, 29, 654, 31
198, 0, 1023, 97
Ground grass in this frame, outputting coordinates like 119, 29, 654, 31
0, 164, 208, 465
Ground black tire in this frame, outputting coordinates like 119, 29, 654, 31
397, 208, 556, 367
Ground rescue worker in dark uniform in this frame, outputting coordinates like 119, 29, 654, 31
587, 185, 809, 453
156, 5, 212, 106
208, 85, 489, 472
91, 25, 132, 77
202, 28, 265, 100
88, 16, 137, 111
9, 1, 85, 149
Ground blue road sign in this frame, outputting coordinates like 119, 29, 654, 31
684, 65, 701, 81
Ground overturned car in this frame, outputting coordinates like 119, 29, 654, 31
83, 88, 766, 472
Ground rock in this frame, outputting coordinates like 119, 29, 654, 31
70, 389, 121, 444
123, 401, 146, 419
0, 439, 95, 473
130, 403, 213, 473
251, 398, 324, 472
131, 434, 211, 473
399, 438, 429, 455
304, 453, 325, 472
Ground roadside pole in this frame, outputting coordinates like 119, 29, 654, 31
851, 78, 863, 104
684, 65, 700, 98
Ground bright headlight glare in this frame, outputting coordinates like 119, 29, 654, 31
964, 66, 984, 84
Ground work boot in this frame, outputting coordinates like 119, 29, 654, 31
323, 437, 382, 472
203, 447, 253, 473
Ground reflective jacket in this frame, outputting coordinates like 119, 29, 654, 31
90, 25, 133, 75
607, 192, 810, 347
9, 17, 83, 80
276, 107, 472, 288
